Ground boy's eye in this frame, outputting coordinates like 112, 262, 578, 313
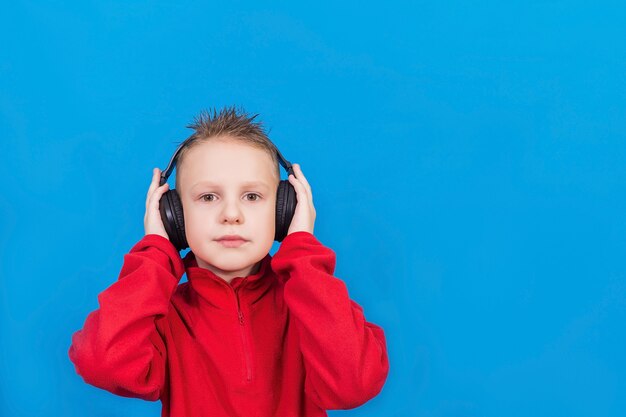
200, 193, 261, 202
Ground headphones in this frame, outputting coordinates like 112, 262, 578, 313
158, 136, 297, 251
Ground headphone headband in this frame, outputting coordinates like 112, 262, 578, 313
159, 136, 294, 187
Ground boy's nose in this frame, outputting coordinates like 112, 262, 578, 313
220, 200, 243, 224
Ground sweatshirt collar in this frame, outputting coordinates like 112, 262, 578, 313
182, 251, 274, 309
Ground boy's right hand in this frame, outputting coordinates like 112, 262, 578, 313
144, 168, 170, 240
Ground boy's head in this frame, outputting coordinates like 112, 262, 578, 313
174, 106, 281, 283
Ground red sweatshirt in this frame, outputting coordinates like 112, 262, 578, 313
68, 231, 389, 417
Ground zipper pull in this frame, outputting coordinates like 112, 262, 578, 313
238, 310, 244, 325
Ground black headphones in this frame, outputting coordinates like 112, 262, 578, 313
158, 136, 297, 251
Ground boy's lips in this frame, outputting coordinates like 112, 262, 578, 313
216, 234, 248, 241
215, 235, 249, 248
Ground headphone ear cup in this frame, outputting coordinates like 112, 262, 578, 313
275, 179, 297, 242
159, 189, 189, 251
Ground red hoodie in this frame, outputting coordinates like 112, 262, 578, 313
68, 231, 389, 416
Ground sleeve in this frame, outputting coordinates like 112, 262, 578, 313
68, 234, 185, 401
271, 231, 390, 410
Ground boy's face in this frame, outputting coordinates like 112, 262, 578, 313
176, 137, 279, 282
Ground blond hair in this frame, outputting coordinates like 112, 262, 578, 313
174, 106, 280, 190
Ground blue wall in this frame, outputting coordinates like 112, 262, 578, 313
1, 1, 625, 416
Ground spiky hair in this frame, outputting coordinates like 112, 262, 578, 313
174, 105, 280, 190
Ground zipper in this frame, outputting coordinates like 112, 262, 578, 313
235, 287, 253, 383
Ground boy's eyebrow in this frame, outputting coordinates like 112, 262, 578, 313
190, 180, 271, 190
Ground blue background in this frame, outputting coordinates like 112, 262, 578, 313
1, 1, 625, 416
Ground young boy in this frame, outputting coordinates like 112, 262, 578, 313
68, 106, 390, 417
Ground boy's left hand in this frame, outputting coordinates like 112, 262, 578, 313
287, 163, 316, 236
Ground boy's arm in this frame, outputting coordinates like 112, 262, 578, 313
271, 231, 390, 410
68, 234, 184, 401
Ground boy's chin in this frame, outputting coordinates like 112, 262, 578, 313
195, 252, 262, 274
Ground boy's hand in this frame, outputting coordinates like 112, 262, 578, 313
144, 168, 171, 240
287, 163, 316, 236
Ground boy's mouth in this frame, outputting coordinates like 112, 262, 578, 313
216, 239, 248, 248
215, 235, 249, 248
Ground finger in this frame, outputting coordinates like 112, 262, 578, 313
288, 174, 306, 198
146, 169, 161, 207
148, 183, 169, 208
293, 164, 312, 196
148, 184, 169, 212
293, 164, 313, 203
147, 168, 161, 196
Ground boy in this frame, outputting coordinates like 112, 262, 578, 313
68, 106, 390, 417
